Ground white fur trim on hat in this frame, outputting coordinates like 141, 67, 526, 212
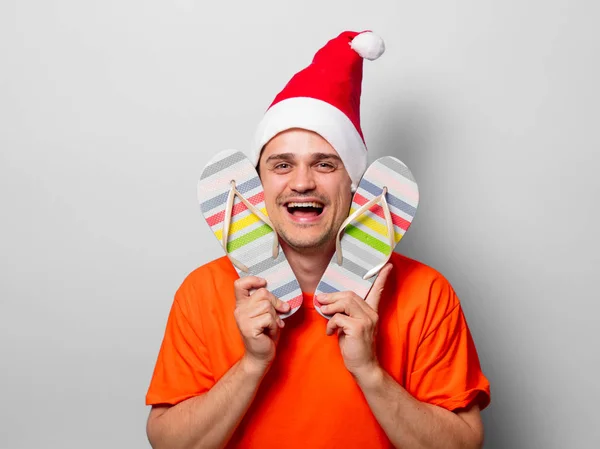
250, 97, 368, 191
350, 32, 385, 61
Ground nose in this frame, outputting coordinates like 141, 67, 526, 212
289, 165, 316, 193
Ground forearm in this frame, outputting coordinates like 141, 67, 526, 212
356, 367, 483, 449
147, 356, 267, 449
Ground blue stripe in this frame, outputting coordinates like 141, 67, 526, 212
317, 281, 339, 294
360, 179, 417, 217
201, 176, 262, 212
271, 279, 301, 299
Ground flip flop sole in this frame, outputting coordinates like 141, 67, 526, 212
314, 156, 419, 317
197, 150, 302, 318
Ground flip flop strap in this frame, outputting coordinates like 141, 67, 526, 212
222, 181, 279, 272
335, 186, 395, 280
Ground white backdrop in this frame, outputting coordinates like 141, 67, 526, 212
1, 1, 599, 448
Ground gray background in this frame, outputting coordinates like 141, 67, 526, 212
1, 1, 598, 448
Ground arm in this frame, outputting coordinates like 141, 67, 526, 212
318, 264, 484, 449
147, 355, 267, 449
354, 365, 483, 449
147, 276, 290, 449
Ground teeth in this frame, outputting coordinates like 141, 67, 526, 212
287, 202, 323, 208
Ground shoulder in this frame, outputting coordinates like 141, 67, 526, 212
182, 256, 238, 287
174, 256, 238, 312
389, 252, 450, 286
389, 252, 457, 301
386, 252, 461, 333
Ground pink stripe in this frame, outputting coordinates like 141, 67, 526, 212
199, 163, 256, 192
353, 193, 411, 231
322, 264, 371, 297
369, 164, 419, 204
286, 295, 303, 309
265, 264, 296, 287
206, 192, 265, 226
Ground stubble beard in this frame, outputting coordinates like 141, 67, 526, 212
273, 192, 337, 252
277, 222, 337, 253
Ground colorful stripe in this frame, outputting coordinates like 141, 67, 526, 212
349, 207, 404, 241
250, 257, 297, 287
286, 294, 303, 309
206, 191, 265, 226
201, 175, 262, 213
198, 150, 302, 319
345, 225, 392, 255
380, 157, 416, 182
353, 193, 412, 231
317, 281, 338, 294
325, 262, 370, 293
226, 224, 272, 252
247, 253, 286, 277
368, 164, 419, 206
215, 207, 268, 241
200, 151, 247, 179
200, 161, 256, 192
272, 279, 301, 299
360, 179, 417, 217
341, 239, 382, 267
314, 156, 419, 315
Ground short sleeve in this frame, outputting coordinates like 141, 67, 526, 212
145, 288, 215, 406
408, 283, 491, 412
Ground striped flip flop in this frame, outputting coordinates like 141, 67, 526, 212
197, 150, 302, 318
314, 156, 419, 317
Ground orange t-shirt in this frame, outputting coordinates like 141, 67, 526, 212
146, 252, 490, 448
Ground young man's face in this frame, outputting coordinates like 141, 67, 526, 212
258, 129, 353, 253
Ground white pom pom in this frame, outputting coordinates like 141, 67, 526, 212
350, 32, 385, 61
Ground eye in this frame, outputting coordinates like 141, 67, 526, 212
273, 162, 292, 173
315, 162, 335, 172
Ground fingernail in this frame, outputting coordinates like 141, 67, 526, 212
284, 302, 291, 311
321, 305, 328, 313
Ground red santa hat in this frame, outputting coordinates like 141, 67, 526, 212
250, 30, 385, 190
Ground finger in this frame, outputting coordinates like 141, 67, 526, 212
270, 307, 286, 329
318, 291, 375, 317
252, 288, 291, 314
246, 298, 274, 319
248, 300, 285, 328
234, 276, 267, 300
315, 292, 344, 305
365, 263, 393, 313
253, 311, 280, 337
319, 294, 365, 318
325, 313, 353, 336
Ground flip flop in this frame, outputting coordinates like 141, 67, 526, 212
197, 149, 302, 318
314, 156, 419, 318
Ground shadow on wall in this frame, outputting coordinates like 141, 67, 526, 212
371, 95, 434, 262
374, 98, 514, 449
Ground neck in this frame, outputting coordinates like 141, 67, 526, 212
280, 240, 335, 294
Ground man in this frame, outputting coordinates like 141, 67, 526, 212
145, 31, 490, 449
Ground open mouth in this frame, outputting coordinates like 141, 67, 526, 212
285, 201, 325, 218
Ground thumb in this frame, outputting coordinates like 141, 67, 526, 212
365, 263, 393, 312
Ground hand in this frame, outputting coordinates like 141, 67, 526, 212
317, 264, 393, 378
233, 276, 291, 374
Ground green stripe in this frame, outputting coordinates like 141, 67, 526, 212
227, 224, 273, 252
345, 225, 391, 255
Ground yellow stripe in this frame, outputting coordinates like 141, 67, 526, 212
215, 207, 268, 242
349, 207, 403, 243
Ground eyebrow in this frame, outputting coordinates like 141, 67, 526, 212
265, 152, 343, 163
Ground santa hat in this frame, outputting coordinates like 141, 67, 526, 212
249, 30, 385, 190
